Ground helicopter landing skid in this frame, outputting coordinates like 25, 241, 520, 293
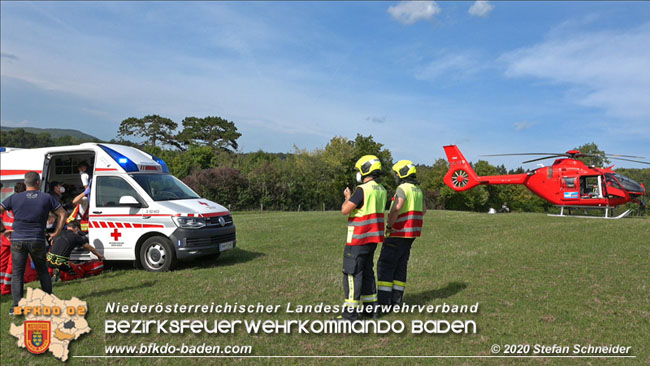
548, 207, 633, 219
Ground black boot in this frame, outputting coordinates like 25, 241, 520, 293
392, 290, 404, 307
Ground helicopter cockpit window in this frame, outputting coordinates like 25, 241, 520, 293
562, 177, 576, 188
613, 173, 644, 193
605, 174, 622, 190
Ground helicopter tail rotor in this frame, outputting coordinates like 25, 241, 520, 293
443, 145, 481, 191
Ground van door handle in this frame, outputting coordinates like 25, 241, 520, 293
142, 216, 151, 219
93, 211, 103, 214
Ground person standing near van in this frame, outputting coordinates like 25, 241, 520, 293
377, 160, 426, 311
1, 182, 27, 296
0, 172, 67, 312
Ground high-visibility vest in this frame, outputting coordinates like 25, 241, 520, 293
1, 211, 14, 230
347, 180, 387, 246
388, 182, 424, 238
67, 203, 89, 232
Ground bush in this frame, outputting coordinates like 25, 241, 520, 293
183, 168, 251, 210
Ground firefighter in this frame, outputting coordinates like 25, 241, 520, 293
47, 220, 104, 282
338, 155, 387, 320
377, 160, 426, 310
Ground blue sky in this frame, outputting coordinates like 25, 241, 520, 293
2, 1, 650, 169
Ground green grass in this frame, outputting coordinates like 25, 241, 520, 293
1, 211, 649, 365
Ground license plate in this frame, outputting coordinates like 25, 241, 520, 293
219, 241, 234, 251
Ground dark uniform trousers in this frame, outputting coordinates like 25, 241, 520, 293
377, 237, 414, 306
342, 243, 378, 320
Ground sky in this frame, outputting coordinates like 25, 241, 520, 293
2, 1, 650, 169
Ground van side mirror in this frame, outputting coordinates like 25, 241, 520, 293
119, 195, 141, 207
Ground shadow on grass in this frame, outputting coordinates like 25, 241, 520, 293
175, 248, 265, 270
404, 281, 468, 304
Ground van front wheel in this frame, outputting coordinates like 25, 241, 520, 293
140, 236, 176, 272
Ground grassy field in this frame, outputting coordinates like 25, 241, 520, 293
1, 210, 649, 365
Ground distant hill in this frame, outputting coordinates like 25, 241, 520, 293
1, 126, 99, 141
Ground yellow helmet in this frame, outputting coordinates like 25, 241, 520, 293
393, 160, 416, 179
355, 155, 382, 176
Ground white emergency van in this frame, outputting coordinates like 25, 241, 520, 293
0, 143, 236, 271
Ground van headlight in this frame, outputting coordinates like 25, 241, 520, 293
173, 216, 206, 229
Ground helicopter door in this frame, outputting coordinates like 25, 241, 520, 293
561, 177, 579, 201
580, 176, 603, 199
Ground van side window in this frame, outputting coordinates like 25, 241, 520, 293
96, 176, 142, 207
1, 179, 22, 201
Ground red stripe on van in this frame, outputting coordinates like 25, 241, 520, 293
142, 224, 165, 228
100, 222, 108, 228
95, 168, 118, 172
0, 170, 42, 176
116, 222, 124, 228
107, 222, 115, 228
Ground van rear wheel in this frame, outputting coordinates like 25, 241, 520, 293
140, 236, 176, 272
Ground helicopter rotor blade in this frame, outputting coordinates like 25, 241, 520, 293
608, 157, 650, 165
574, 153, 603, 158
481, 153, 567, 157
521, 155, 566, 164
605, 154, 646, 159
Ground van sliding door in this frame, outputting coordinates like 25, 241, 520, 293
89, 176, 144, 260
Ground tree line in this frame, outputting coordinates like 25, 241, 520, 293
2, 117, 648, 214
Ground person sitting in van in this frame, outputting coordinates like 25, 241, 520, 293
78, 161, 90, 190
47, 220, 104, 282
49, 181, 65, 206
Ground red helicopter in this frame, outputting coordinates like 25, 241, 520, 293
442, 145, 649, 219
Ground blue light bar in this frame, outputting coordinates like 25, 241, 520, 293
99, 145, 139, 172
150, 154, 170, 173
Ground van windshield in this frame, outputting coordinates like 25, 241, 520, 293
130, 174, 199, 201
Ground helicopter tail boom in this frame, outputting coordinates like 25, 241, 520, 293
443, 145, 481, 191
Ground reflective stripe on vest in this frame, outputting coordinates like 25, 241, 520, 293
347, 180, 387, 245
2, 212, 13, 229
388, 183, 424, 238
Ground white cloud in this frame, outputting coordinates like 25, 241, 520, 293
501, 23, 650, 132
468, 1, 494, 18
366, 116, 386, 124
1, 119, 32, 128
415, 51, 485, 81
513, 121, 535, 132
388, 1, 440, 25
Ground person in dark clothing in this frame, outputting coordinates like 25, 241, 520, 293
49, 181, 65, 204
47, 220, 104, 282
0, 172, 67, 312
